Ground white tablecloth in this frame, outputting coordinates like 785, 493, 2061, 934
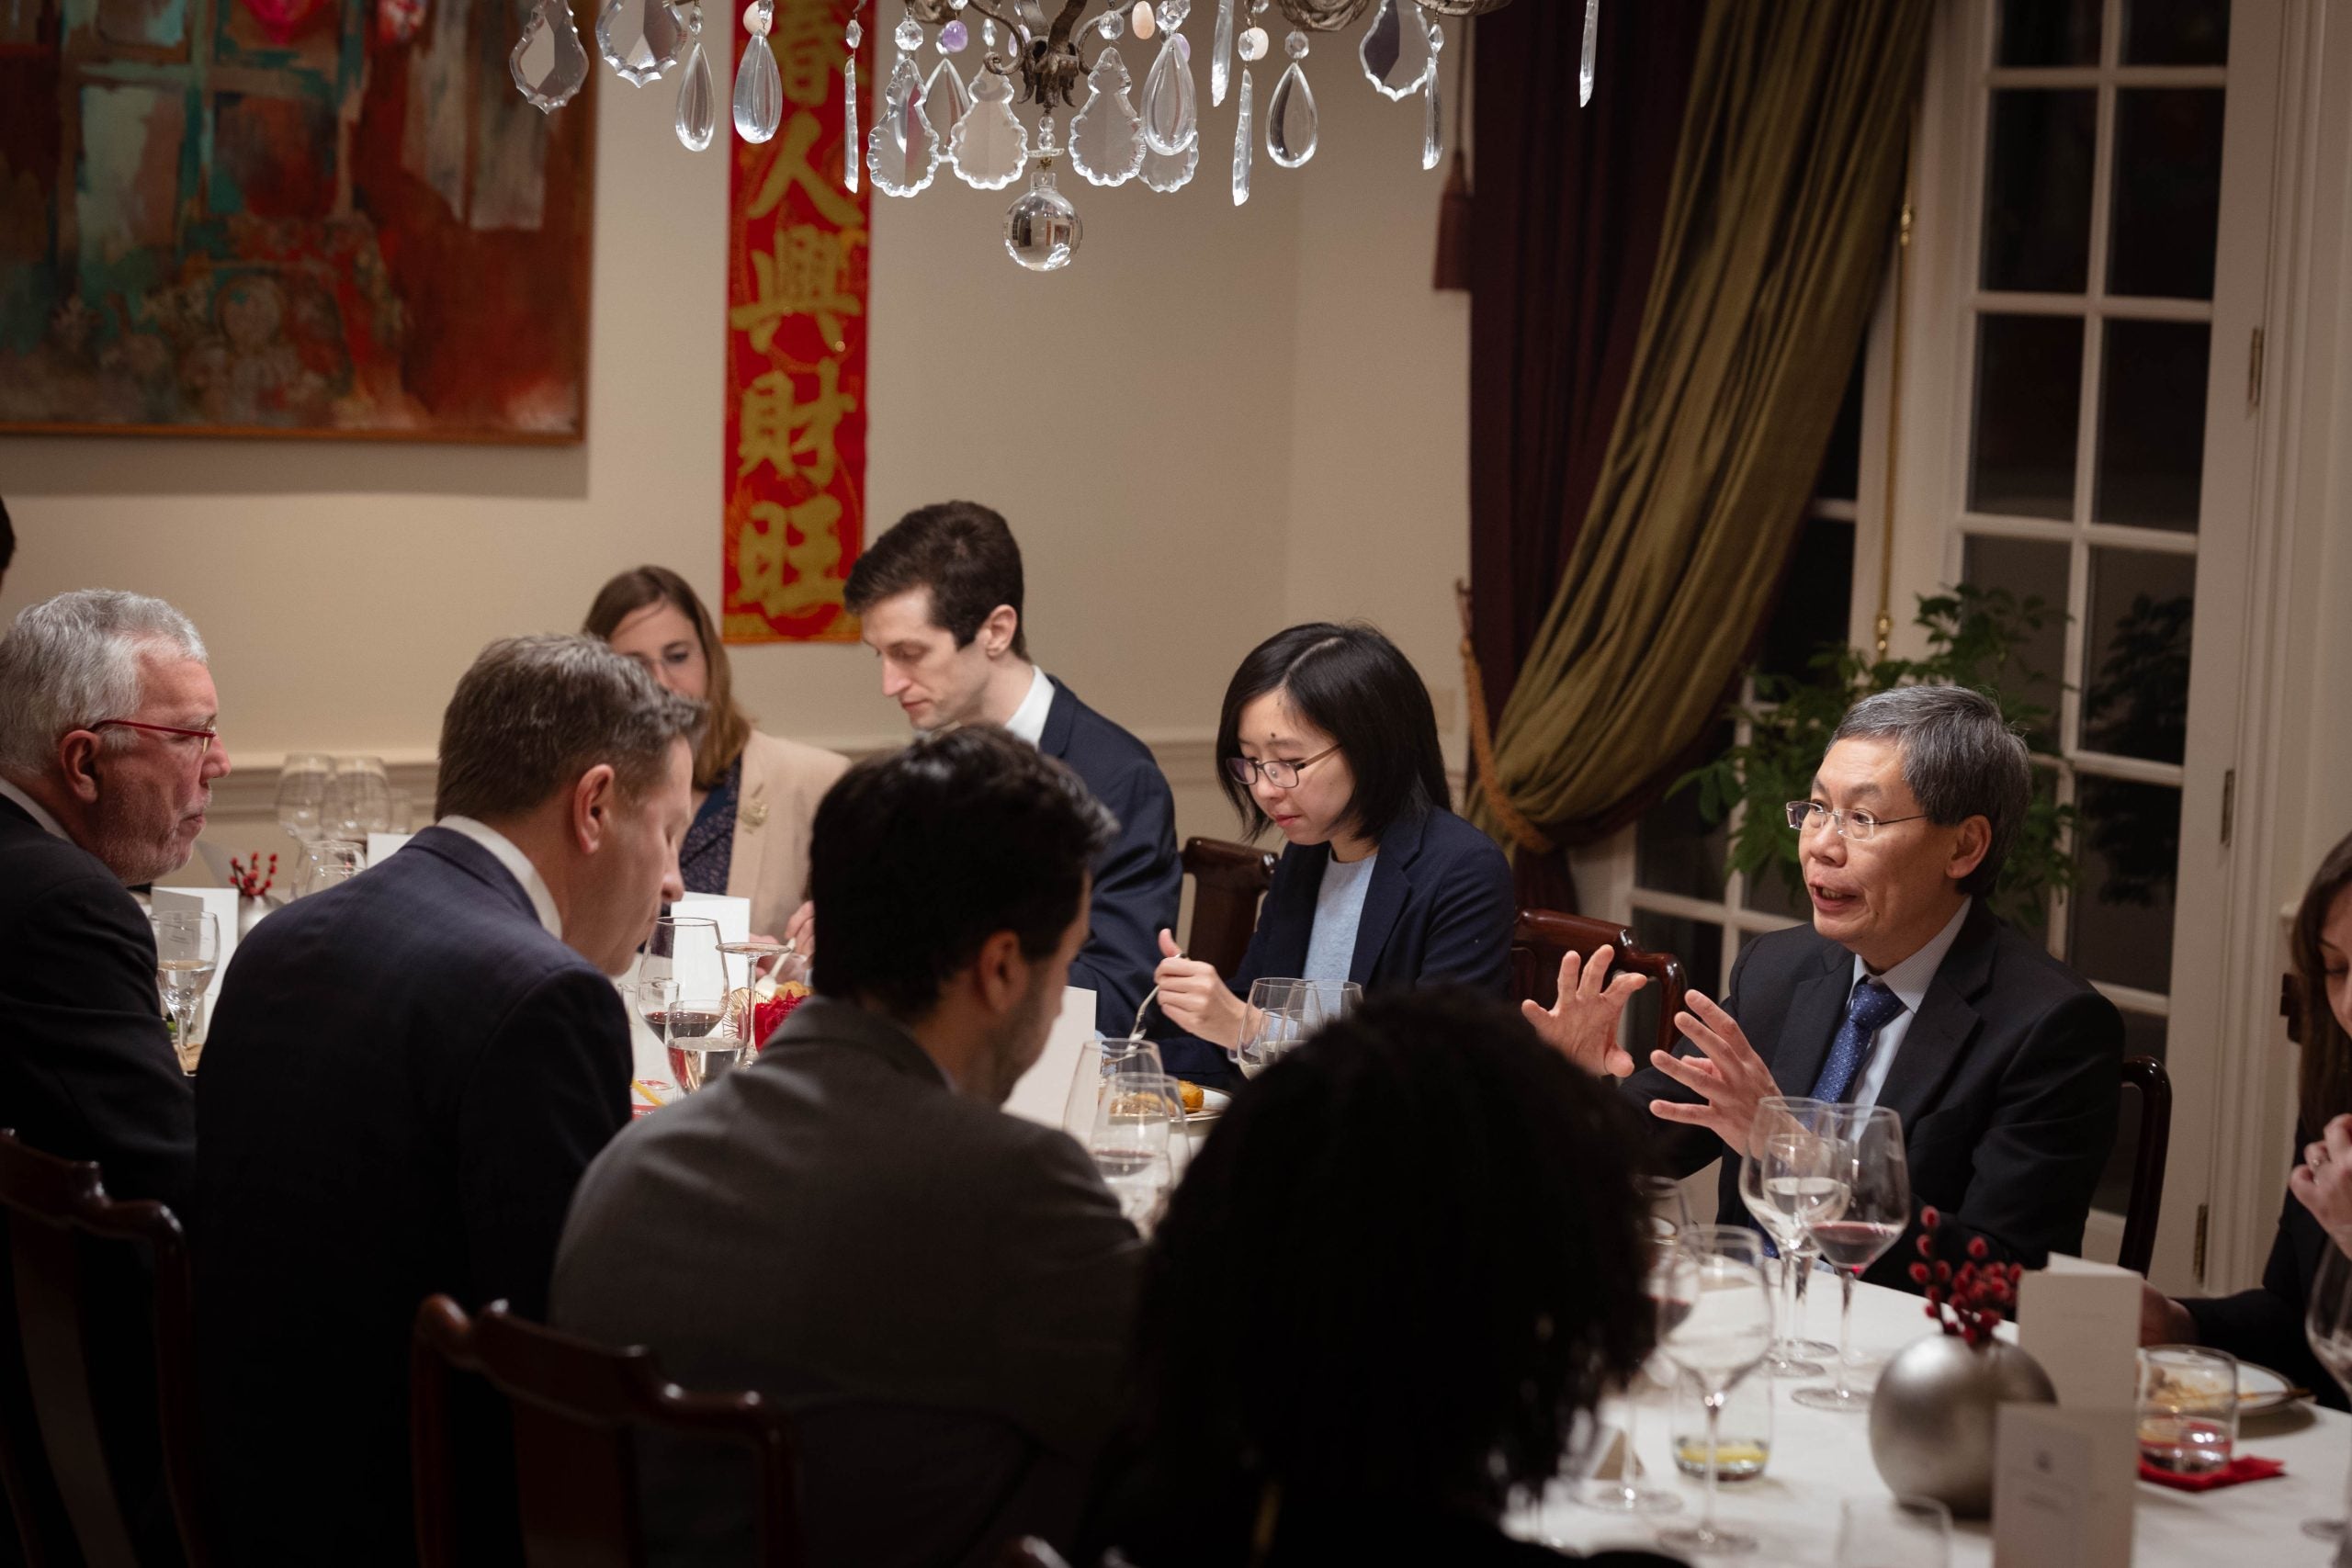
1511, 1278, 2347, 1565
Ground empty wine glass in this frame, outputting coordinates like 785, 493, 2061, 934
1740, 1096, 1840, 1377
292, 838, 365, 897
2303, 1242, 2352, 1542
275, 753, 333, 844
151, 910, 219, 1076
1237, 978, 1329, 1078
1581, 1174, 1690, 1516
1652, 1225, 1774, 1558
1792, 1103, 1909, 1413
327, 756, 393, 841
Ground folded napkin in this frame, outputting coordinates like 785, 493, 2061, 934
2138, 1455, 2286, 1492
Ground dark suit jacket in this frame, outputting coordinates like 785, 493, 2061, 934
552, 998, 1142, 1568
0, 794, 194, 1213
196, 827, 633, 1567
1159, 807, 1518, 1085
1038, 677, 1182, 1036
1626, 900, 2124, 1289
2185, 1135, 2344, 1410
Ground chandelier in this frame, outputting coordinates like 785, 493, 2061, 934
513, 0, 1589, 272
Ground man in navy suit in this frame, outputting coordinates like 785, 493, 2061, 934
847, 502, 1181, 1035
196, 635, 698, 1566
1532, 686, 2123, 1287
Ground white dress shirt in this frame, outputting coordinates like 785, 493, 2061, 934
1847, 899, 1972, 1108
0, 778, 67, 840
435, 816, 562, 940
1001, 665, 1055, 748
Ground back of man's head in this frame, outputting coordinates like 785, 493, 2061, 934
809, 727, 1114, 1021
844, 501, 1029, 661
0, 589, 208, 780
435, 635, 702, 824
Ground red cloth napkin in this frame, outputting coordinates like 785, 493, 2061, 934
2138, 1455, 2286, 1491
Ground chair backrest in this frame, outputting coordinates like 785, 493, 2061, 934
411, 1295, 801, 1568
0, 1129, 209, 1568
1510, 910, 1688, 1061
1182, 838, 1277, 979
2117, 1055, 2173, 1279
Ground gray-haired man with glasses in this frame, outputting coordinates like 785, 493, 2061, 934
0, 589, 230, 1215
1531, 685, 2124, 1289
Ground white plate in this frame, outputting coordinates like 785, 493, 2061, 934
1182, 1087, 1234, 1124
2237, 1361, 2301, 1416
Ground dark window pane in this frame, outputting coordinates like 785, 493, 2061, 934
1960, 535, 2070, 752
1816, 355, 1866, 503
1629, 911, 1724, 1050
1636, 722, 1732, 900
1757, 519, 1854, 690
1998, 0, 2100, 65
1971, 314, 2084, 520
2109, 89, 2225, 299
2123, 0, 2229, 64
2096, 320, 2210, 532
2081, 548, 2195, 764
2093, 1012, 2170, 1215
2069, 777, 2180, 994
1982, 90, 2098, 293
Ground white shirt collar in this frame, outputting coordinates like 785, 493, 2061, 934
1852, 899, 1973, 1014
1001, 664, 1056, 748
0, 778, 68, 840
435, 816, 563, 940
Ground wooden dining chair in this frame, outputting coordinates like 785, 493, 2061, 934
2117, 1055, 2173, 1279
411, 1295, 803, 1568
1181, 837, 1277, 979
1510, 909, 1689, 1062
0, 1129, 211, 1568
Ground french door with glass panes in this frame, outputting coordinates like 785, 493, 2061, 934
1889, 0, 2279, 1286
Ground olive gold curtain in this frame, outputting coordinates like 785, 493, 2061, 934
1470, 0, 1932, 856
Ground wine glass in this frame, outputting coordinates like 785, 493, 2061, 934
327, 756, 393, 841
2303, 1242, 2352, 1541
1089, 1061, 1179, 1230
1740, 1096, 1841, 1377
1063, 1036, 1169, 1138
1237, 978, 1325, 1078
1581, 1174, 1690, 1516
1652, 1225, 1774, 1558
151, 910, 219, 1076
1792, 1103, 1910, 1413
644, 918, 740, 1092
292, 838, 365, 897
1299, 979, 1363, 1020
275, 753, 333, 844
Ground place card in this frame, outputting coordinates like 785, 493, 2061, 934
1992, 1404, 2135, 1568
365, 831, 413, 868
150, 886, 240, 1021
674, 891, 752, 946
2019, 1254, 2143, 1409
1003, 987, 1101, 1129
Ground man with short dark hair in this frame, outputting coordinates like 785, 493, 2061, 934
197, 635, 699, 1566
1535, 685, 2124, 1286
0, 589, 228, 1213
553, 726, 1141, 1568
846, 501, 1180, 1034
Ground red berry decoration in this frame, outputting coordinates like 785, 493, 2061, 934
1916, 1207, 2015, 1342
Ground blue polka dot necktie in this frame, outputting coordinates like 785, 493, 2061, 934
1808, 976, 1906, 1104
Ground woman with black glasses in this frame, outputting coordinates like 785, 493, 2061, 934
1151, 622, 1515, 1086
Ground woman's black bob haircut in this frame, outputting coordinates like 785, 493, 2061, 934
1214, 622, 1450, 844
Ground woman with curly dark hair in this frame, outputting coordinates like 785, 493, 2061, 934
1079, 988, 1683, 1567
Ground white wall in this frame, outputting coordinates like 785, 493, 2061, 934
0, 49, 1470, 863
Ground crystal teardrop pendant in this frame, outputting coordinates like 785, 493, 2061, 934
596, 0, 685, 86
1358, 0, 1433, 101
1004, 168, 1081, 272
866, 52, 942, 196
1140, 28, 1196, 156
1264, 59, 1315, 168
512, 0, 591, 112
1580, 0, 1598, 106
1211, 0, 1234, 106
950, 66, 1028, 188
925, 56, 973, 139
1421, 46, 1441, 170
1069, 47, 1145, 186
675, 35, 717, 148
1231, 64, 1253, 206
733, 28, 782, 141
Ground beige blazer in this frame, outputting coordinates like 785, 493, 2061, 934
725, 729, 850, 939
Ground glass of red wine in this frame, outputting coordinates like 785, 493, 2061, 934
1791, 1102, 1909, 1413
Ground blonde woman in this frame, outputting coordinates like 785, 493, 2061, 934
584, 567, 844, 945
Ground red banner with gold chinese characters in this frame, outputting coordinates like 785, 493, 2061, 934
721, 0, 870, 644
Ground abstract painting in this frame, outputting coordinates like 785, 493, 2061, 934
0, 0, 595, 440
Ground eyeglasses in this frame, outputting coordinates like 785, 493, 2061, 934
88, 719, 220, 757
1224, 745, 1340, 790
1784, 801, 1927, 841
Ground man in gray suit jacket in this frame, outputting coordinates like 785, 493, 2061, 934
552, 725, 1143, 1568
